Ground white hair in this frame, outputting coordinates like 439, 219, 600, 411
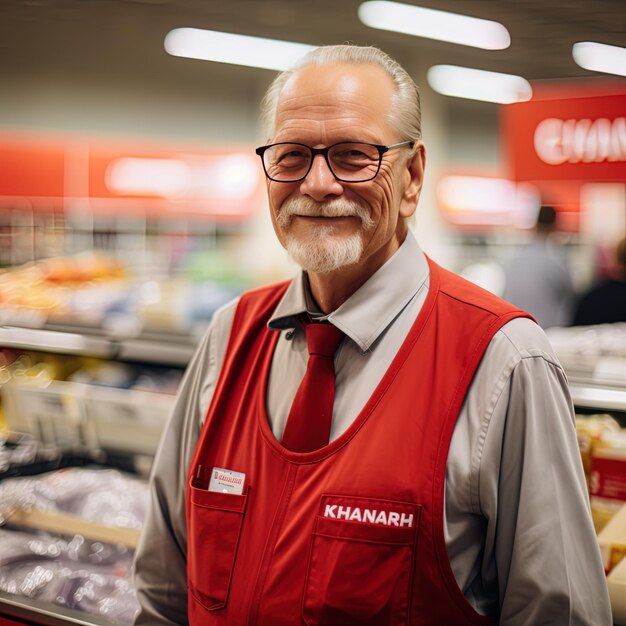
260, 44, 422, 144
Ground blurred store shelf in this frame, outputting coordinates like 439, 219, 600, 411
570, 383, 626, 414
3, 379, 175, 461
547, 323, 626, 419
0, 590, 116, 626
0, 321, 199, 366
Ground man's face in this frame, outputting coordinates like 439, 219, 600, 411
266, 62, 424, 277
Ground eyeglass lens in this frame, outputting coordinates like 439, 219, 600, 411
263, 143, 381, 182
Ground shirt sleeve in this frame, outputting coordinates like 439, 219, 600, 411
133, 300, 238, 626
477, 323, 612, 625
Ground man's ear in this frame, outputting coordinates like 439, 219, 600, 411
400, 142, 426, 219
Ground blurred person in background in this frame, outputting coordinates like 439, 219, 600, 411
573, 236, 626, 325
133, 45, 611, 625
503, 204, 575, 328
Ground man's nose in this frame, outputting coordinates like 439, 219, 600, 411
299, 154, 344, 201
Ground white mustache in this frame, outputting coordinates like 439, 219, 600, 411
278, 198, 374, 229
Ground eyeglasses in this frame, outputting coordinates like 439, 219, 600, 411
255, 140, 414, 183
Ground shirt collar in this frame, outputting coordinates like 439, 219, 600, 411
268, 230, 429, 351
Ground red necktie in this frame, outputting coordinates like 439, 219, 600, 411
281, 321, 345, 453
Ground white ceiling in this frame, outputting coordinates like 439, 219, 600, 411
1, 0, 624, 88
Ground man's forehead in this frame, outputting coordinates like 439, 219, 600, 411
274, 63, 395, 131
279, 62, 392, 102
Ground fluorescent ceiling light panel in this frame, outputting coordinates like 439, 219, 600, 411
358, 1, 510, 50
427, 65, 532, 104
572, 41, 626, 77
164, 28, 314, 71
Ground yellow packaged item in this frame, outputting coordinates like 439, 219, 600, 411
597, 502, 626, 575
590, 431, 626, 533
608, 555, 626, 626
576, 414, 620, 483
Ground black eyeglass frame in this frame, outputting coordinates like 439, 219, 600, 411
255, 140, 414, 183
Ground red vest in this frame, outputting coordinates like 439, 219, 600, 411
186, 259, 530, 625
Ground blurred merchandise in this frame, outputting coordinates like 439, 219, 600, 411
0, 529, 138, 625
598, 502, 626, 575
0, 468, 147, 625
576, 414, 621, 486
0, 249, 246, 332
608, 552, 626, 626
0, 433, 39, 474
0, 341, 183, 479
2, 376, 177, 468
546, 323, 626, 386
575, 413, 626, 533
0, 252, 129, 320
0, 468, 148, 531
589, 430, 626, 533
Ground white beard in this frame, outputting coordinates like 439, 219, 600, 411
277, 197, 374, 274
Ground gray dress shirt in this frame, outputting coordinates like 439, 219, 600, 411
134, 231, 611, 625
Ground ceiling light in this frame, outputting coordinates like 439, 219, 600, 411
358, 1, 510, 50
572, 42, 626, 77
164, 28, 314, 71
427, 65, 532, 104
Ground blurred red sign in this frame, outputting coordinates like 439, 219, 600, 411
88, 143, 265, 218
0, 137, 66, 199
0, 133, 265, 219
501, 87, 626, 183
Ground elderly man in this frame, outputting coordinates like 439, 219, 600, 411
134, 45, 611, 625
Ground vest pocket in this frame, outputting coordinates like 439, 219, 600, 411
187, 485, 248, 611
302, 496, 420, 626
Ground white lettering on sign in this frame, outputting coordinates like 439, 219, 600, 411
533, 117, 626, 165
323, 504, 414, 528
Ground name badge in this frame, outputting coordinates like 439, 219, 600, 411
208, 467, 246, 495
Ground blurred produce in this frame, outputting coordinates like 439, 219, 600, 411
0, 253, 128, 317
0, 250, 247, 331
